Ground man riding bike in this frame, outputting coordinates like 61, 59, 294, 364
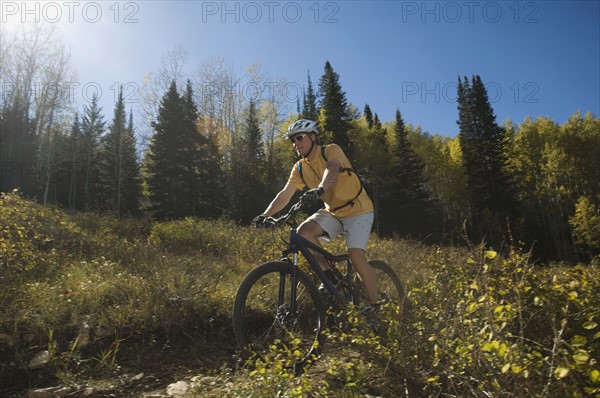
253, 119, 379, 317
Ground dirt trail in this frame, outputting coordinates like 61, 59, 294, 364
3, 321, 239, 398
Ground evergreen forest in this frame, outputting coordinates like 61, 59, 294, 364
2, 27, 599, 262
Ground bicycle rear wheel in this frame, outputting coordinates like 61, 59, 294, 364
353, 259, 408, 315
233, 261, 326, 372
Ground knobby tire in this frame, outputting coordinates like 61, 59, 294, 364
233, 261, 326, 374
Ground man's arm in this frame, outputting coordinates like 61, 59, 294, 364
262, 182, 298, 217
319, 159, 341, 192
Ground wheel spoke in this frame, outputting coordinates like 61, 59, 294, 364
233, 262, 325, 371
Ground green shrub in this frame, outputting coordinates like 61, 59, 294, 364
0, 190, 87, 276
72, 211, 153, 242
147, 217, 282, 265
148, 217, 238, 256
406, 248, 600, 398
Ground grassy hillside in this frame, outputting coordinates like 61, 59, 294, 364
1, 190, 598, 397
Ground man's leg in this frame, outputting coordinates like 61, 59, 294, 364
342, 212, 377, 305
348, 248, 378, 305
297, 219, 329, 271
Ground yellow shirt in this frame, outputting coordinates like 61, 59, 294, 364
287, 144, 374, 219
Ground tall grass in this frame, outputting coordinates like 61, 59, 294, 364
1, 190, 598, 397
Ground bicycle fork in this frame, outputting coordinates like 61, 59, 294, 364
274, 251, 300, 325
288, 252, 299, 316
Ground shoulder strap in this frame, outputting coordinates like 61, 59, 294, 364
330, 184, 363, 212
322, 144, 354, 174
298, 146, 327, 189
297, 162, 307, 189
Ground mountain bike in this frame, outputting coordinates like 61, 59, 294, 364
232, 196, 408, 373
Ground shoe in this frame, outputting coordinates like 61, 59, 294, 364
361, 304, 381, 330
318, 282, 326, 296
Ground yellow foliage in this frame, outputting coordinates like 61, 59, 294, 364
570, 196, 600, 251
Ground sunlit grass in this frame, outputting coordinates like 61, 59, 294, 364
1, 190, 599, 397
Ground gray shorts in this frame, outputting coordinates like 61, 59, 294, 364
306, 209, 374, 251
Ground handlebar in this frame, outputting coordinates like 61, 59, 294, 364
257, 192, 319, 228
262, 200, 303, 228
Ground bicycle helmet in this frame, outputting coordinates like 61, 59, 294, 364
286, 119, 319, 139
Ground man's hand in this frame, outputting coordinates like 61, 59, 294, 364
301, 187, 324, 207
251, 214, 268, 227
306, 187, 324, 199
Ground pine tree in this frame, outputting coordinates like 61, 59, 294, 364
380, 110, 437, 238
364, 104, 374, 129
301, 71, 318, 121
98, 87, 141, 216
79, 95, 105, 210
66, 114, 83, 209
373, 113, 382, 130
179, 80, 204, 216
145, 81, 186, 219
119, 110, 142, 215
457, 75, 519, 244
145, 80, 220, 219
361, 105, 388, 232
318, 61, 351, 152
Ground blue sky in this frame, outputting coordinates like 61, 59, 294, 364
3, 0, 599, 137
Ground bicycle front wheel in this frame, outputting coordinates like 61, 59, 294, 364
233, 261, 326, 371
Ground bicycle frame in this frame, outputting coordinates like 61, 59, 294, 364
280, 227, 356, 307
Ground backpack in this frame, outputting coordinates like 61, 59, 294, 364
297, 145, 365, 212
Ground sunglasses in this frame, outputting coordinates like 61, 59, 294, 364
290, 133, 308, 143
